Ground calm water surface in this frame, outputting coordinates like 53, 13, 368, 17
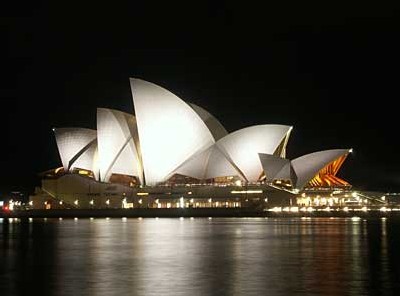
1, 217, 399, 296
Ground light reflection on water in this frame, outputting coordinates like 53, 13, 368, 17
1, 217, 400, 296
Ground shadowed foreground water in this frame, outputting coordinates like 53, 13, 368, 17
1, 217, 399, 296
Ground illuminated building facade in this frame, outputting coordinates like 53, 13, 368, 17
30, 78, 359, 210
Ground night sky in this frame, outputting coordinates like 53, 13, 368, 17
2, 1, 400, 196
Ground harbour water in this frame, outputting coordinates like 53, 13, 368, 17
1, 217, 399, 296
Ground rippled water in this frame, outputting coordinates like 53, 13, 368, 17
1, 217, 399, 296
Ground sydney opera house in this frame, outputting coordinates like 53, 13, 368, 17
30, 78, 357, 210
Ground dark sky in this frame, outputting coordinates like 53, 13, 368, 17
2, 1, 400, 195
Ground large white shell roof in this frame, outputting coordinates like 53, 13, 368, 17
258, 153, 292, 182
53, 78, 352, 188
258, 149, 351, 190
291, 149, 351, 189
216, 125, 292, 182
53, 127, 97, 172
174, 125, 292, 182
96, 108, 142, 183
130, 78, 215, 185
189, 103, 228, 141
174, 145, 240, 180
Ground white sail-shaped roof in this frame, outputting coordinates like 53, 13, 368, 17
130, 78, 215, 185
174, 145, 240, 180
71, 140, 99, 180
205, 146, 241, 179
108, 140, 139, 179
174, 125, 292, 182
189, 104, 228, 141
97, 108, 143, 183
291, 149, 351, 189
53, 128, 97, 172
173, 146, 212, 180
258, 153, 292, 182
216, 125, 292, 182
275, 162, 296, 183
